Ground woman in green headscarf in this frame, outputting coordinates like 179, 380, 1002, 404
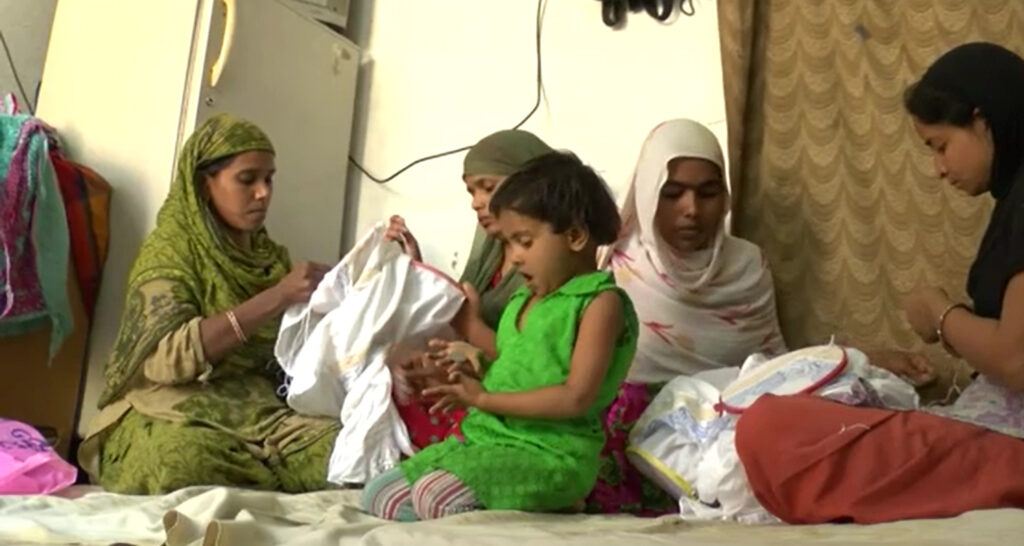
385, 129, 553, 450
78, 114, 339, 494
386, 129, 554, 328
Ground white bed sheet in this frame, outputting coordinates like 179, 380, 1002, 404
0, 486, 1020, 546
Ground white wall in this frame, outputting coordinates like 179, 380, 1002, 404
345, 0, 727, 275
4, 0, 727, 436
0, 0, 56, 110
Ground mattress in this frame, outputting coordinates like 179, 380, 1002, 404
0, 486, 1019, 546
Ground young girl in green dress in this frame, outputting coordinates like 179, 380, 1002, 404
363, 151, 638, 521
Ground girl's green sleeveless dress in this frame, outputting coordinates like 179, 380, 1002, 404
401, 271, 638, 511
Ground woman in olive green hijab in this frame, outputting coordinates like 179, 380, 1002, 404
386, 129, 554, 328
78, 114, 339, 494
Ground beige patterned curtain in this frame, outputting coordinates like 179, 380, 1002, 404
718, 0, 1024, 393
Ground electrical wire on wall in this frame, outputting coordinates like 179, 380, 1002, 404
3, 0, 693, 183
348, 0, 547, 185
0, 29, 36, 114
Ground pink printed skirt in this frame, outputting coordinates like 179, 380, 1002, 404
585, 381, 677, 515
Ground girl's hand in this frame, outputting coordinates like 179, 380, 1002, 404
864, 349, 937, 387
384, 215, 422, 261
426, 339, 485, 380
904, 287, 952, 343
423, 373, 485, 414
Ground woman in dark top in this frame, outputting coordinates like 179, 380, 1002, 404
733, 42, 1024, 524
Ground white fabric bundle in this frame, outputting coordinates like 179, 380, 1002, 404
627, 345, 919, 523
275, 222, 465, 484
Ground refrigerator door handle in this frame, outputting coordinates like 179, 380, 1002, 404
209, 0, 237, 88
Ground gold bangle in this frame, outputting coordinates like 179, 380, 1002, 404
936, 302, 968, 357
226, 310, 248, 343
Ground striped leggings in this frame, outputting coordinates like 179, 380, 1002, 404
362, 467, 481, 521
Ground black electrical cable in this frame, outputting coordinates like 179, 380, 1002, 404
0, 29, 35, 114
348, 0, 546, 184
680, 0, 696, 17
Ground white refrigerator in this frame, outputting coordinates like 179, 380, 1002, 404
35, 0, 360, 434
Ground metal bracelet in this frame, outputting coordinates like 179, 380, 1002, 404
936, 302, 969, 357
226, 310, 248, 344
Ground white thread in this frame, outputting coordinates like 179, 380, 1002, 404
838, 423, 871, 434
926, 366, 964, 407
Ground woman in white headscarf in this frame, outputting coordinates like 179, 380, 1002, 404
587, 119, 787, 514
613, 119, 787, 379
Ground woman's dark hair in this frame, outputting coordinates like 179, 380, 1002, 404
903, 81, 976, 126
489, 151, 621, 246
196, 154, 237, 180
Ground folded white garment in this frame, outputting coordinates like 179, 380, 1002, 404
275, 222, 465, 484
